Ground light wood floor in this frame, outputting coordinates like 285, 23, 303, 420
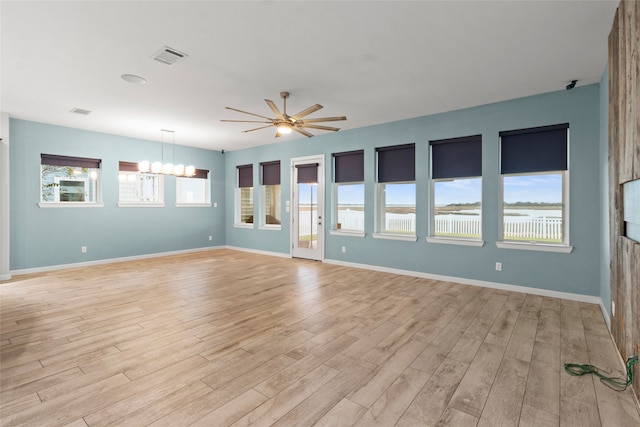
1, 249, 639, 426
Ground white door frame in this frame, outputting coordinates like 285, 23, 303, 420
290, 154, 324, 261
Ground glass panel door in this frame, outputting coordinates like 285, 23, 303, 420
291, 156, 324, 260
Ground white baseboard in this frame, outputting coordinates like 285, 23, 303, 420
0, 273, 11, 281
224, 245, 291, 259
324, 258, 603, 306
7, 246, 605, 311
599, 300, 611, 331
9, 246, 226, 276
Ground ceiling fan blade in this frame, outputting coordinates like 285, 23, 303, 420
221, 119, 272, 123
265, 99, 285, 120
225, 107, 274, 121
292, 127, 314, 138
300, 124, 341, 132
242, 125, 274, 133
291, 104, 323, 120
298, 116, 347, 124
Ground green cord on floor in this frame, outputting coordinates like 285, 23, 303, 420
564, 355, 638, 391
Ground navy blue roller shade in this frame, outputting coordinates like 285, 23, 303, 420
334, 150, 364, 183
118, 161, 139, 172
41, 154, 101, 169
191, 169, 209, 179
237, 164, 253, 187
500, 123, 569, 174
376, 144, 415, 183
430, 135, 482, 179
296, 163, 318, 184
261, 161, 280, 185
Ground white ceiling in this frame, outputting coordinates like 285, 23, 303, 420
1, 1, 617, 152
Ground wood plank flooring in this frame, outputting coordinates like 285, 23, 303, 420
1, 249, 639, 426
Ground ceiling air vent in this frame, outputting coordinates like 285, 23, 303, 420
151, 46, 188, 65
69, 107, 92, 115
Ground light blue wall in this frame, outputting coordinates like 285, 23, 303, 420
599, 64, 611, 316
9, 119, 225, 270
226, 85, 602, 297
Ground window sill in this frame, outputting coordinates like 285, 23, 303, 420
176, 203, 212, 208
259, 225, 282, 231
426, 236, 485, 247
118, 202, 165, 208
38, 202, 104, 208
496, 241, 573, 253
234, 223, 254, 229
329, 229, 366, 238
372, 233, 417, 242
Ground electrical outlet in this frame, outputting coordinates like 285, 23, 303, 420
213, 202, 217, 208
209, 236, 213, 241
342, 246, 346, 253
495, 262, 502, 271
81, 246, 87, 253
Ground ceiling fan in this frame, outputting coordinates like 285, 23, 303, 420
221, 91, 347, 138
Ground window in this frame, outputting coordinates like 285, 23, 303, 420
499, 123, 570, 250
375, 144, 416, 239
430, 135, 482, 243
40, 154, 101, 206
118, 161, 164, 206
236, 164, 254, 226
333, 150, 364, 233
177, 169, 210, 206
261, 161, 281, 227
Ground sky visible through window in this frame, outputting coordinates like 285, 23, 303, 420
337, 183, 364, 205
503, 174, 562, 204
305, 174, 561, 206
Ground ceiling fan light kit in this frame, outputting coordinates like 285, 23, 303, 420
222, 91, 347, 138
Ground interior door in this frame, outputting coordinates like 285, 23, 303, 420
291, 155, 324, 260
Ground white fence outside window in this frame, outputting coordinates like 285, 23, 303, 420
322, 210, 563, 241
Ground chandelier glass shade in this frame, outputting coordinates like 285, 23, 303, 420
138, 130, 196, 177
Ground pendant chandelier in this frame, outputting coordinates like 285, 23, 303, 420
138, 130, 195, 177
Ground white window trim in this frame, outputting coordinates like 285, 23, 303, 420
235, 186, 254, 226
426, 236, 485, 247
261, 184, 282, 228
118, 171, 164, 206
176, 202, 212, 208
376, 181, 416, 237
38, 202, 104, 208
496, 241, 573, 253
176, 174, 210, 206
334, 182, 365, 235
372, 232, 417, 242
430, 176, 483, 242
499, 170, 570, 247
118, 202, 165, 208
259, 224, 282, 231
41, 164, 101, 205
234, 223, 254, 229
329, 229, 365, 238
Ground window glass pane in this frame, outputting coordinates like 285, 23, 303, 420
119, 172, 162, 202
380, 182, 415, 234
263, 184, 281, 225
298, 183, 318, 248
177, 176, 208, 204
503, 173, 564, 243
239, 187, 254, 223
336, 183, 364, 232
434, 178, 481, 239
41, 165, 99, 202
